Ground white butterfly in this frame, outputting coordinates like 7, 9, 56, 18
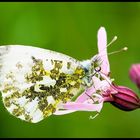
0, 27, 110, 123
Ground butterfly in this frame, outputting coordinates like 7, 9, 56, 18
0, 27, 109, 123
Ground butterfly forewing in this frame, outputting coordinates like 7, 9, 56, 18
0, 45, 86, 123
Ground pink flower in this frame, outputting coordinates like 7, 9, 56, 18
129, 64, 140, 89
103, 84, 140, 111
54, 27, 140, 116
53, 27, 109, 116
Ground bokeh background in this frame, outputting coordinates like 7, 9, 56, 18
0, 2, 140, 138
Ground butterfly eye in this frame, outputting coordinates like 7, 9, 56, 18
95, 66, 101, 73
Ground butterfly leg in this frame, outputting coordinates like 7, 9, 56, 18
75, 85, 97, 103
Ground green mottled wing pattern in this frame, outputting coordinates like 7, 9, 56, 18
0, 45, 86, 123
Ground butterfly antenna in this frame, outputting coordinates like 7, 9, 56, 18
107, 36, 117, 47
108, 47, 128, 56
98, 36, 118, 54
99, 35, 127, 56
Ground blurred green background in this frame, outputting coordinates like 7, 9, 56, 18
0, 2, 140, 138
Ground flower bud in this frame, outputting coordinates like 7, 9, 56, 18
129, 64, 140, 89
104, 85, 140, 111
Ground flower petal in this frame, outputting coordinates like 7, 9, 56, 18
75, 86, 96, 103
53, 110, 76, 115
97, 27, 110, 75
62, 101, 103, 112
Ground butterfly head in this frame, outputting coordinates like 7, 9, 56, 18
89, 54, 102, 75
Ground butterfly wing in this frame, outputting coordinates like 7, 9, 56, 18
0, 45, 86, 123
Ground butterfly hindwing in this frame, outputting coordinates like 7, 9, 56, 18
0, 45, 86, 123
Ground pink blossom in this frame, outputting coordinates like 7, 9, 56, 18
54, 27, 140, 116
103, 84, 140, 111
54, 27, 109, 115
129, 64, 140, 89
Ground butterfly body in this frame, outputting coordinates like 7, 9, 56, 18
0, 45, 94, 123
